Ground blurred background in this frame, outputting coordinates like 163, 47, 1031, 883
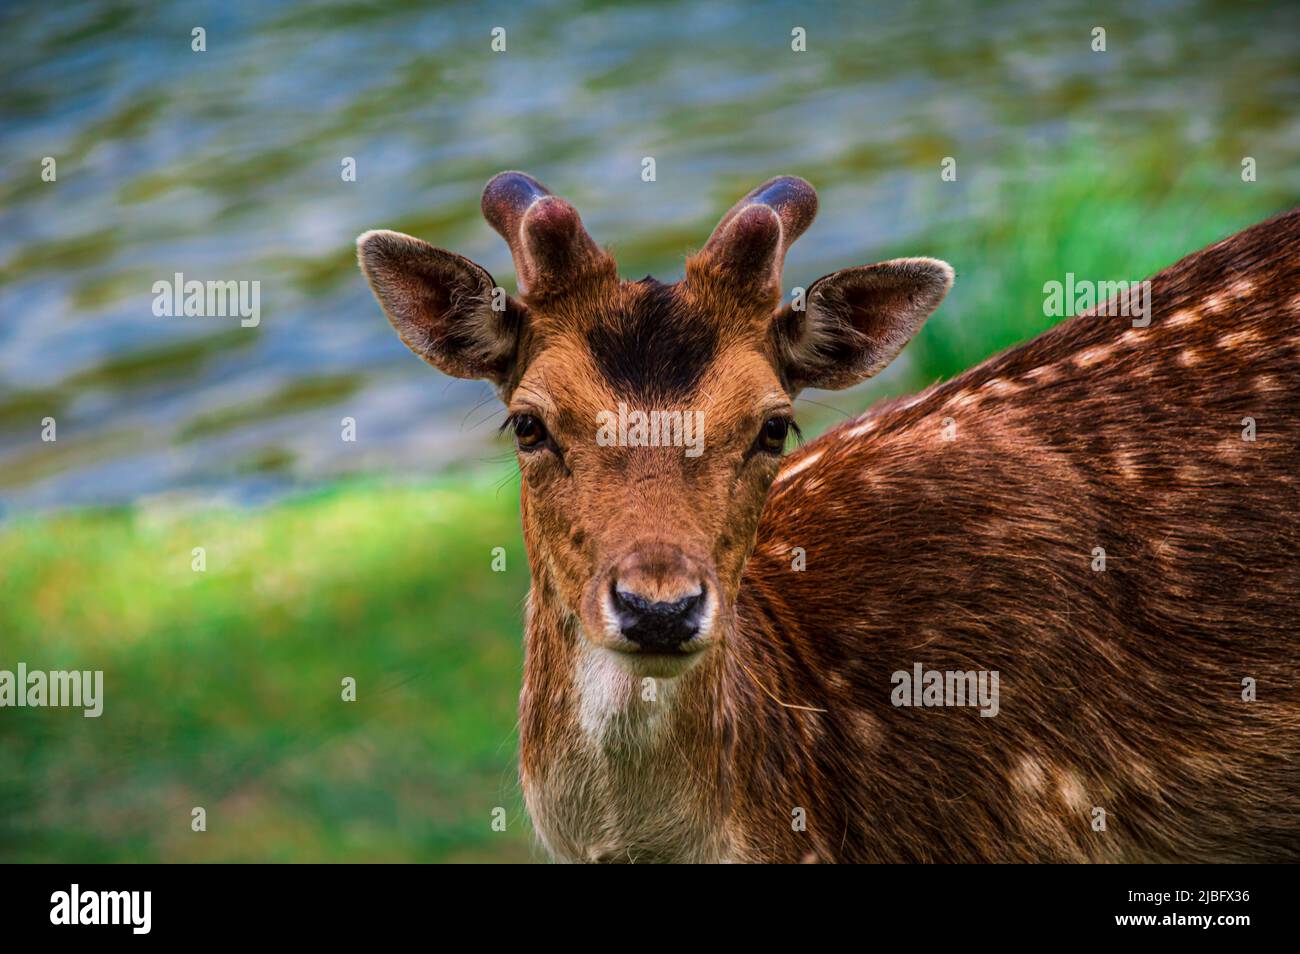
1, 0, 1297, 861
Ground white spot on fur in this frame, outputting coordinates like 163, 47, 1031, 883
1219, 437, 1248, 462
1058, 771, 1089, 812
1024, 365, 1060, 383
1217, 329, 1256, 350
1176, 348, 1201, 367
981, 377, 1019, 396
1011, 755, 1046, 794
1074, 344, 1114, 368
1229, 277, 1256, 299
946, 391, 980, 412
843, 418, 876, 439
1167, 308, 1199, 328
773, 450, 823, 485
847, 709, 882, 750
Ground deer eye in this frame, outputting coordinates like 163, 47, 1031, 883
757, 415, 791, 454
512, 414, 548, 451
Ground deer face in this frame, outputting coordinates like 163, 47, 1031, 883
358, 173, 952, 679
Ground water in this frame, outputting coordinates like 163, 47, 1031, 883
3, 0, 1298, 513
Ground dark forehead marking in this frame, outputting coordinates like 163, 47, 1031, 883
585, 279, 718, 400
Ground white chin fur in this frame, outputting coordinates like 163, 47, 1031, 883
576, 641, 692, 744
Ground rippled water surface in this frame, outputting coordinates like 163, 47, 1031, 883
3, 0, 1298, 512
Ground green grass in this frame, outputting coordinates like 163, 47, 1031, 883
906, 141, 1290, 385
797, 139, 1295, 431
0, 475, 537, 862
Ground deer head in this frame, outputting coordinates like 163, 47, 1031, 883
358, 173, 953, 679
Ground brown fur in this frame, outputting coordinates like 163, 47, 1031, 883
735, 209, 1300, 862
359, 176, 1300, 863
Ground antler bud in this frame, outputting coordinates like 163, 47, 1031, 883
481, 172, 608, 297
695, 176, 819, 296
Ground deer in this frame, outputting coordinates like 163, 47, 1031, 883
357, 172, 1300, 863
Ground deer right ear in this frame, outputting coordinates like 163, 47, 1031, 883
772, 257, 953, 392
357, 229, 524, 385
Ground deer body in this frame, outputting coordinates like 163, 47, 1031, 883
360, 176, 1300, 863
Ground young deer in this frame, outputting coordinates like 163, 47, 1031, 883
358, 174, 1300, 863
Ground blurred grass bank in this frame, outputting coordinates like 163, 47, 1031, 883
0, 476, 536, 862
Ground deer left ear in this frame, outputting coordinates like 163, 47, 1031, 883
773, 257, 954, 392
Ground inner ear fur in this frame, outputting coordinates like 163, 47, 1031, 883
357, 228, 525, 385
773, 257, 954, 392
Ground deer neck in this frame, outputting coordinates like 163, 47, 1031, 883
518, 564, 742, 863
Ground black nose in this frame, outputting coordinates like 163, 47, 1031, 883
611, 585, 705, 651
